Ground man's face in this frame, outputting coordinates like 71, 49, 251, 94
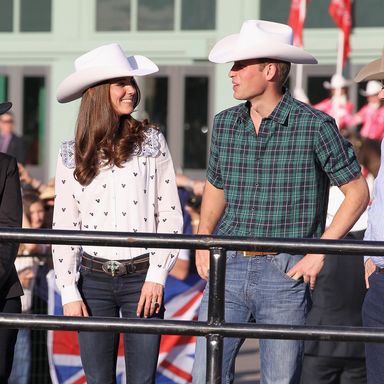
228, 59, 269, 101
0, 112, 14, 134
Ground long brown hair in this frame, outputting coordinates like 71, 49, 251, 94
74, 78, 147, 186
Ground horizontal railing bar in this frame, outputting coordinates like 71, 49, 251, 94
0, 314, 383, 343
0, 227, 384, 255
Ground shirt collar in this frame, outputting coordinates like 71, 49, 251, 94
237, 88, 293, 126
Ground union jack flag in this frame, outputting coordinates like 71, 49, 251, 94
157, 275, 205, 383
46, 270, 126, 384
47, 270, 204, 384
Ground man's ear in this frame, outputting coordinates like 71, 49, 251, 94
264, 63, 278, 81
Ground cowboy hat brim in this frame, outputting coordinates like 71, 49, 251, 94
354, 57, 384, 82
208, 33, 317, 64
0, 102, 12, 115
57, 55, 158, 103
323, 80, 354, 89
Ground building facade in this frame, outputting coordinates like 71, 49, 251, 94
0, 0, 382, 180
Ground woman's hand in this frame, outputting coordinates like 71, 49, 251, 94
63, 301, 89, 317
136, 281, 164, 318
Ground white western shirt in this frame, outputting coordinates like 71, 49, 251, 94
52, 128, 183, 305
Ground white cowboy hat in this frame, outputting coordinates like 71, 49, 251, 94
57, 43, 159, 103
208, 20, 317, 64
355, 50, 384, 82
323, 74, 353, 90
0, 102, 12, 115
360, 80, 383, 96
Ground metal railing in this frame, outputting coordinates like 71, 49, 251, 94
1, 227, 384, 383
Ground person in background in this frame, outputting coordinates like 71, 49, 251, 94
354, 50, 384, 384
9, 192, 46, 384
313, 74, 354, 133
52, 43, 183, 384
350, 80, 384, 141
0, 101, 23, 383
0, 111, 27, 165
192, 20, 369, 384
301, 186, 368, 384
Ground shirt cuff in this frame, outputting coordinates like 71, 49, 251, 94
145, 265, 168, 286
60, 284, 83, 306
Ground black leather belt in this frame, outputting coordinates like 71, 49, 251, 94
376, 267, 384, 274
81, 252, 149, 277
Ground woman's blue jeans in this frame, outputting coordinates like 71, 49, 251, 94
192, 251, 310, 384
78, 268, 163, 384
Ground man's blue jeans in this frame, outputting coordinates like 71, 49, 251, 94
8, 328, 31, 384
192, 252, 310, 384
78, 268, 163, 384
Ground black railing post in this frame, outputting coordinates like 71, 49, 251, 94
206, 247, 226, 384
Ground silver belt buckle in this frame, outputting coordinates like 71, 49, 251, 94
102, 260, 124, 277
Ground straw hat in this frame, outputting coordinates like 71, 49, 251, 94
0, 102, 12, 115
57, 43, 159, 103
39, 185, 55, 200
208, 20, 317, 64
360, 80, 383, 96
323, 74, 353, 90
355, 50, 384, 82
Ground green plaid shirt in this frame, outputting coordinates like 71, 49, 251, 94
207, 90, 361, 238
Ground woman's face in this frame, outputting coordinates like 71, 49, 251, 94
29, 202, 45, 228
109, 77, 137, 116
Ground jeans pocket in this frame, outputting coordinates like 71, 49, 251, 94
267, 253, 304, 284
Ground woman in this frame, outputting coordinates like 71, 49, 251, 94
52, 43, 183, 384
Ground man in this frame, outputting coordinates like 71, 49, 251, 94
0, 102, 23, 382
0, 110, 26, 164
192, 20, 369, 384
354, 50, 384, 384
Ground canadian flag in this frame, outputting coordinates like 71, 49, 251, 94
288, 0, 307, 48
329, 0, 352, 66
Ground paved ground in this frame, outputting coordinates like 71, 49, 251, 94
233, 338, 260, 383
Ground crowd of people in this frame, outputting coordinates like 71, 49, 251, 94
0, 17, 384, 384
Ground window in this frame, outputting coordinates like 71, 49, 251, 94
20, 0, 51, 32
181, 0, 216, 30
144, 77, 169, 137
183, 76, 209, 169
23, 77, 46, 165
0, 0, 13, 32
96, 0, 131, 31
0, 76, 8, 101
138, 0, 174, 31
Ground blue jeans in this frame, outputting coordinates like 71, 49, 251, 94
362, 271, 384, 384
192, 252, 310, 384
8, 328, 31, 384
78, 269, 163, 384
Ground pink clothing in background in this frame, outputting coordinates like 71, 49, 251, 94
313, 97, 354, 130
353, 104, 384, 140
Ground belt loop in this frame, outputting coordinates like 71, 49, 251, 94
127, 258, 137, 274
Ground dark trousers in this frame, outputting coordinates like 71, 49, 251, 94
301, 355, 366, 384
78, 269, 163, 384
363, 272, 384, 384
0, 296, 21, 383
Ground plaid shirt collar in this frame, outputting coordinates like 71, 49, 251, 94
237, 88, 292, 128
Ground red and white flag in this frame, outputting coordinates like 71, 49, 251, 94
329, 0, 352, 66
288, 0, 307, 48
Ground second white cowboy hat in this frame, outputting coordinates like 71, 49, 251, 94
360, 80, 383, 96
323, 74, 353, 90
57, 43, 159, 103
208, 20, 317, 64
